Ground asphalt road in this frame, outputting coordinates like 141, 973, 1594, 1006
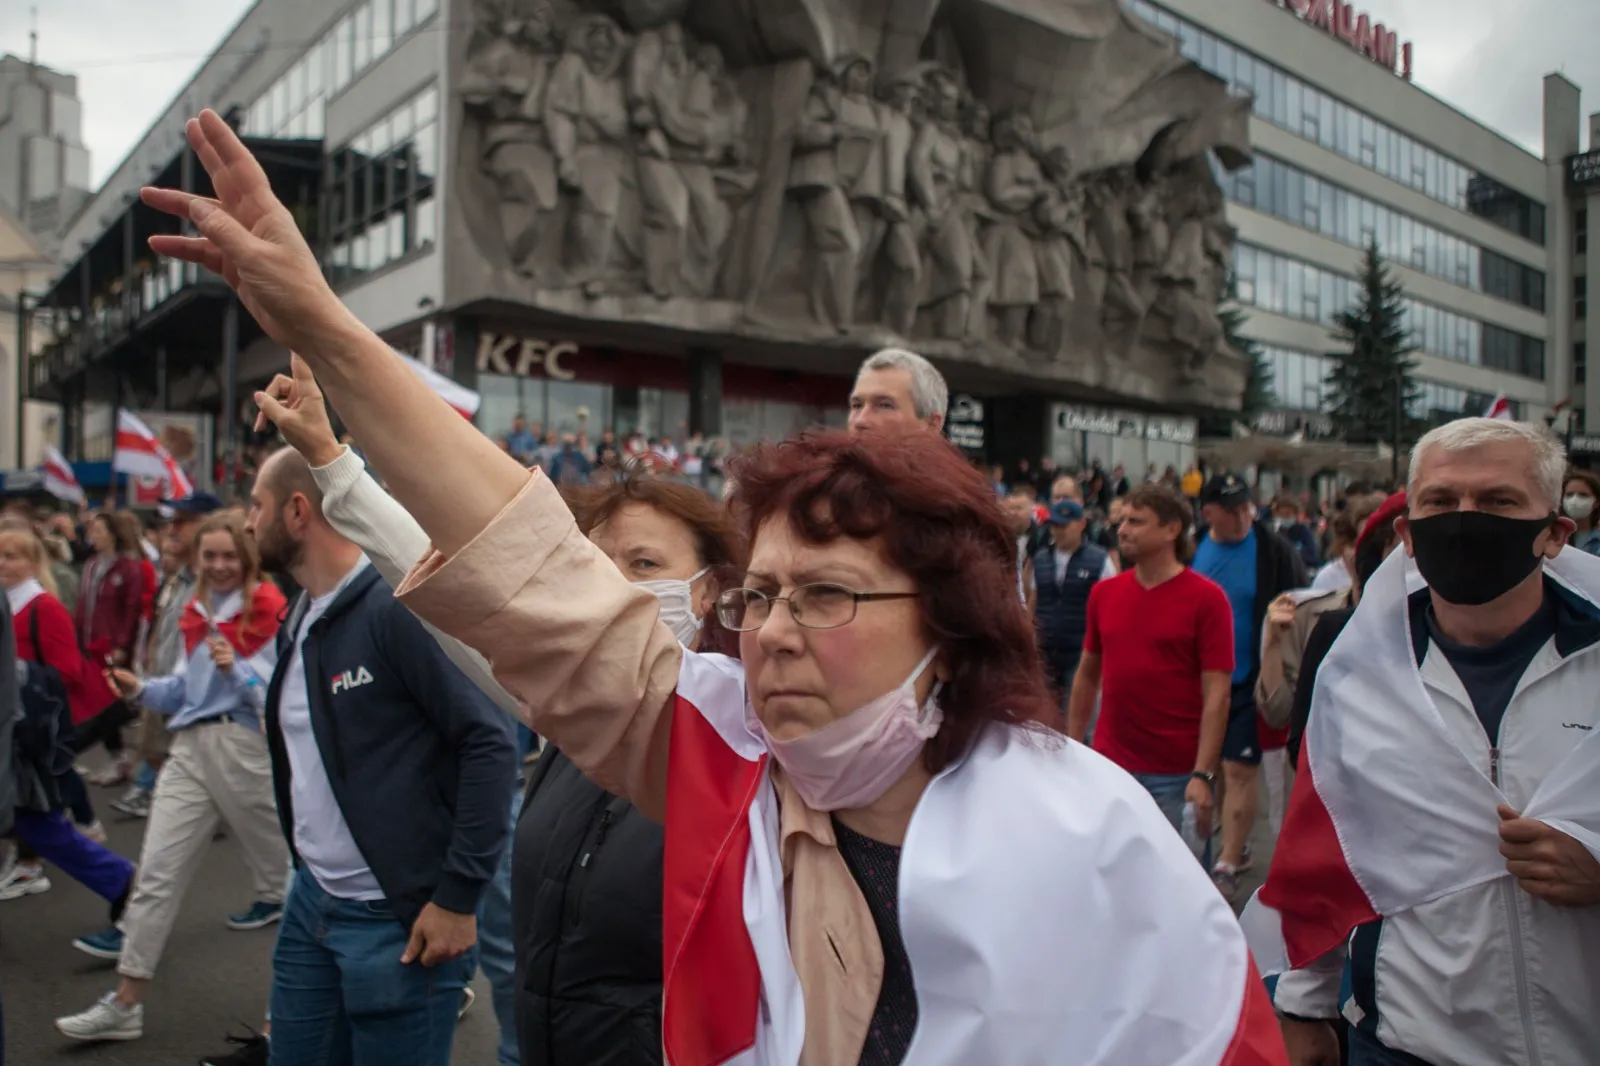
0, 776, 502, 1066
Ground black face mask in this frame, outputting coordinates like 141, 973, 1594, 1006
1407, 510, 1557, 606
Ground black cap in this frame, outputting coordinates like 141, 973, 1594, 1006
1200, 474, 1251, 508
161, 492, 224, 516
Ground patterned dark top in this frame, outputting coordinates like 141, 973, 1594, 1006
833, 819, 917, 1066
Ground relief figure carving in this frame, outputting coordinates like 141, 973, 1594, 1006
907, 66, 977, 340
458, 2, 560, 276
544, 14, 632, 297
982, 111, 1049, 348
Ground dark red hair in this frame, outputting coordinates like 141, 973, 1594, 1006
562, 470, 747, 657
728, 427, 1059, 771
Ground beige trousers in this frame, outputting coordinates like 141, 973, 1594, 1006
118, 718, 289, 980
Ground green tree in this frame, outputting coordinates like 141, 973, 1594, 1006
1200, 282, 1275, 437
1324, 239, 1421, 445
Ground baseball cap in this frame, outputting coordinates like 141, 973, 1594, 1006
161, 491, 224, 517
1046, 500, 1085, 525
1200, 474, 1251, 508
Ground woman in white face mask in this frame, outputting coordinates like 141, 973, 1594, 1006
1562, 469, 1600, 555
165, 115, 1285, 1066
502, 473, 743, 1064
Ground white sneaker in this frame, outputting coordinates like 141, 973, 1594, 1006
56, 992, 144, 1042
76, 820, 109, 844
0, 863, 52, 900
89, 761, 130, 787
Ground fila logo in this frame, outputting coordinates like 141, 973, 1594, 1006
331, 666, 374, 694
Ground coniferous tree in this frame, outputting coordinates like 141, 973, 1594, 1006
1324, 239, 1421, 445
1201, 280, 1276, 437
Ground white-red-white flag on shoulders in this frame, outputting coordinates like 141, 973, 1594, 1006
1484, 394, 1513, 420
113, 411, 194, 498
1242, 548, 1600, 976
41, 445, 86, 505
401, 353, 480, 419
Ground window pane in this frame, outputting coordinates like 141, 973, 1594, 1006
334, 18, 353, 90
387, 211, 405, 261
354, 3, 373, 71
373, 0, 392, 56
416, 195, 437, 246
416, 85, 438, 124
415, 0, 437, 23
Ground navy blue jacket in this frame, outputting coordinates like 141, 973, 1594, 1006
1034, 541, 1108, 662
264, 565, 517, 929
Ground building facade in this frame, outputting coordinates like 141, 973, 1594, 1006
1129, 0, 1575, 464
17, 0, 1600, 481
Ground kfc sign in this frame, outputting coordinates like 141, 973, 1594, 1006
475, 333, 578, 381
1266, 0, 1414, 81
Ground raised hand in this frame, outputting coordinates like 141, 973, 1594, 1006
254, 354, 344, 467
140, 110, 357, 362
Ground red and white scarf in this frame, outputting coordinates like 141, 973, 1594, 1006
1243, 549, 1600, 973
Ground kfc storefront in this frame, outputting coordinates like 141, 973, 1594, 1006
460, 326, 849, 448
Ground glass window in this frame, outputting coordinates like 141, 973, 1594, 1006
305, 99, 325, 138
415, 195, 437, 246
417, 85, 438, 124
394, 0, 415, 35
415, 0, 438, 22
334, 17, 353, 91
271, 77, 290, 133
354, 3, 373, 71
307, 40, 325, 97
415, 119, 438, 180
373, 0, 393, 56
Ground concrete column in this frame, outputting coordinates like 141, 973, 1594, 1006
688, 349, 724, 437
1543, 74, 1580, 424
221, 297, 239, 496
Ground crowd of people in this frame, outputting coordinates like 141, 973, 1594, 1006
1, 109, 1597, 1066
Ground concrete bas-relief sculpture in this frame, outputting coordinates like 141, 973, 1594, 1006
450, 0, 1253, 411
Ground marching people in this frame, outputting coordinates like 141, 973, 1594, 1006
281, 377, 747, 1064
147, 110, 1288, 1064
1029, 499, 1110, 711
1258, 418, 1600, 1066
56, 513, 289, 1044
115, 491, 224, 819
74, 510, 147, 788
0, 523, 136, 913
1192, 474, 1308, 896
1066, 483, 1232, 835
246, 446, 517, 1066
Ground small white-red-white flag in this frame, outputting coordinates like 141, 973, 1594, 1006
401, 354, 480, 419
41, 445, 85, 505
1484, 394, 1513, 420
113, 411, 194, 498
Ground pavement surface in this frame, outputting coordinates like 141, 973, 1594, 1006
0, 773, 501, 1066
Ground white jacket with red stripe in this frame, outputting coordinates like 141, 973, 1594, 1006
1273, 569, 1600, 1066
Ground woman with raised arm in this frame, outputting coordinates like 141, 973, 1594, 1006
146, 111, 1287, 1066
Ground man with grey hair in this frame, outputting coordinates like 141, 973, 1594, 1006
847, 347, 948, 434
1263, 417, 1600, 1066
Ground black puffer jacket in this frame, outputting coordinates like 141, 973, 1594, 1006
513, 748, 663, 1066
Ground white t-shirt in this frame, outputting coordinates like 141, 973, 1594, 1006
279, 558, 383, 900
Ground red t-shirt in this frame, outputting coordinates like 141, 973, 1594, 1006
1085, 568, 1235, 774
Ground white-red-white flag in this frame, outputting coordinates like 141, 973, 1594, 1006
40, 445, 86, 505
113, 411, 194, 498
401, 354, 480, 419
1484, 394, 1513, 420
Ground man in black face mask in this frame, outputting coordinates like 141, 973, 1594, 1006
1267, 417, 1600, 1066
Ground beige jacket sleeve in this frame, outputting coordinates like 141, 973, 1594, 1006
1255, 595, 1335, 729
396, 469, 683, 819
311, 446, 526, 723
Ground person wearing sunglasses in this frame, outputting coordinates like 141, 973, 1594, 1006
150, 110, 1285, 1065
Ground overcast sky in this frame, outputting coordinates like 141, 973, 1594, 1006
1, 0, 1596, 188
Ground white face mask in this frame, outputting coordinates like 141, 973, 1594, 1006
639, 567, 710, 647
1565, 494, 1595, 521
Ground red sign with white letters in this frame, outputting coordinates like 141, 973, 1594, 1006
1267, 0, 1414, 81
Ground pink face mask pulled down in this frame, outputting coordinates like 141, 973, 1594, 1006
753, 647, 944, 812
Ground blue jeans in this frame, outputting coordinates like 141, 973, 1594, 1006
475, 789, 522, 1065
1131, 771, 1211, 866
269, 865, 475, 1066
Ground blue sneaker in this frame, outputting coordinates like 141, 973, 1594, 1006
226, 901, 284, 931
72, 927, 125, 961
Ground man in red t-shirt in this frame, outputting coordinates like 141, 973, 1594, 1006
1066, 483, 1232, 840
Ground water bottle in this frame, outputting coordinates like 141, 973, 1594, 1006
1180, 802, 1207, 860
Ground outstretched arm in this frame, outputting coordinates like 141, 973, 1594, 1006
143, 111, 523, 558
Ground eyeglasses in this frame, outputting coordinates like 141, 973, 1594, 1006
716, 583, 919, 632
